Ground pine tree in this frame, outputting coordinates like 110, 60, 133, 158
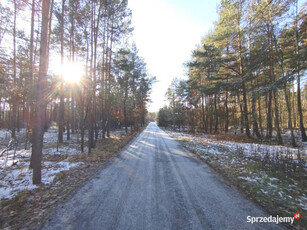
32, 0, 51, 184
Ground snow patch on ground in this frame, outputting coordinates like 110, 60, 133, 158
0, 127, 128, 201
167, 130, 307, 213
185, 141, 224, 155
168, 131, 307, 159
239, 176, 259, 183
0, 129, 12, 140
0, 149, 32, 168
0, 160, 83, 200
0, 129, 87, 201
44, 146, 81, 155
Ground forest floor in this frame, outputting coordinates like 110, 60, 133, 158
0, 127, 140, 230
164, 129, 307, 229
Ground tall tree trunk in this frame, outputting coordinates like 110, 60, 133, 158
214, 93, 218, 133
93, 2, 99, 144
250, 72, 261, 139
88, 1, 95, 153
252, 95, 261, 139
11, 0, 17, 139
107, 25, 114, 137
295, 2, 307, 141
237, 15, 250, 138
66, 94, 70, 141
100, 10, 107, 139
201, 93, 206, 131
209, 97, 213, 134
69, 0, 76, 135
204, 96, 209, 133
296, 73, 306, 141
224, 45, 230, 133
71, 86, 75, 134
32, 0, 50, 184
273, 90, 283, 144
58, 0, 65, 144
284, 84, 296, 147
256, 75, 263, 137
292, 83, 297, 128
224, 86, 229, 133
258, 98, 263, 136
28, 0, 35, 155
268, 22, 282, 144
242, 82, 250, 137
124, 77, 128, 134
274, 34, 296, 147
238, 94, 244, 134
81, 34, 90, 153
266, 91, 273, 138
46, 0, 54, 70
80, 87, 87, 153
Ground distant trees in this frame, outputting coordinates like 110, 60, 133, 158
114, 45, 154, 134
160, 0, 307, 145
158, 106, 171, 127
0, 0, 153, 184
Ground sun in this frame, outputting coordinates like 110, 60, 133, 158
61, 62, 83, 83
50, 56, 84, 83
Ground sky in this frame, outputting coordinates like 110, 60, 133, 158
128, 0, 220, 112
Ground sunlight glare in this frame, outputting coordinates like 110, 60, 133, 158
61, 62, 83, 83
51, 57, 84, 84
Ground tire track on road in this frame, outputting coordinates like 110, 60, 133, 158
102, 130, 150, 230
78, 130, 150, 229
157, 134, 194, 230
160, 131, 213, 230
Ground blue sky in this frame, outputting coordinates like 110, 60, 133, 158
128, 0, 220, 112
162, 0, 220, 25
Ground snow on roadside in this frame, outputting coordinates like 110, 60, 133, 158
0, 160, 83, 200
167, 130, 307, 213
185, 141, 224, 155
167, 131, 307, 159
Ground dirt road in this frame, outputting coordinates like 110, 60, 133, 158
42, 122, 283, 230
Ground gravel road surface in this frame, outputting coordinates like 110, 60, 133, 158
42, 122, 283, 230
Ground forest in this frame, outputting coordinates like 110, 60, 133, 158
0, 0, 154, 184
0, 0, 307, 229
158, 0, 307, 147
